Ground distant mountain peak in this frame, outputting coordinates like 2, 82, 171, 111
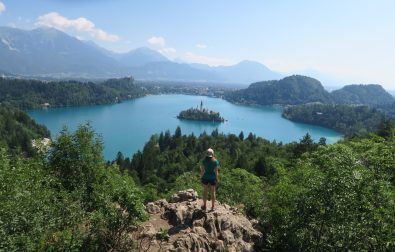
0, 26, 120, 77
132, 46, 157, 53
237, 60, 263, 65
31, 27, 67, 37
118, 47, 169, 68
0, 26, 282, 83
32, 26, 58, 32
128, 47, 168, 59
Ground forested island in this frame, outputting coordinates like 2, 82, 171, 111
177, 101, 225, 122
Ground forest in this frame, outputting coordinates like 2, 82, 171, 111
0, 124, 147, 251
2, 75, 394, 135
0, 104, 50, 155
1, 104, 394, 250
282, 103, 392, 137
224, 75, 331, 105
224, 75, 395, 107
1, 75, 395, 250
114, 125, 395, 250
0, 77, 146, 109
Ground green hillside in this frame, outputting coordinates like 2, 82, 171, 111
225, 75, 331, 105
0, 77, 146, 109
282, 104, 390, 136
1, 119, 394, 251
0, 104, 50, 155
331, 84, 395, 105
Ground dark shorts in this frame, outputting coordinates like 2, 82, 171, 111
201, 178, 217, 186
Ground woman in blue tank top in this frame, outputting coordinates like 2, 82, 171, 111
200, 148, 220, 211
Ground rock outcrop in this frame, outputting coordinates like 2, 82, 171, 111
133, 189, 263, 251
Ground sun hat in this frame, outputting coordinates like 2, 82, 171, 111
206, 148, 214, 157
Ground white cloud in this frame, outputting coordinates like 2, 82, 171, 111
182, 52, 233, 66
0, 2, 5, 13
196, 43, 207, 49
36, 12, 119, 42
159, 47, 177, 54
90, 29, 119, 42
147, 36, 166, 47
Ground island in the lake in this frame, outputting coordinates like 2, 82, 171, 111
177, 101, 225, 122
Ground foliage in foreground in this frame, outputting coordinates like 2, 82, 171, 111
0, 125, 146, 251
1, 118, 394, 251
116, 125, 395, 251
115, 127, 317, 205
0, 104, 50, 155
262, 135, 395, 251
282, 103, 391, 137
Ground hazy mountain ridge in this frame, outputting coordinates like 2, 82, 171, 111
129, 61, 225, 82
0, 26, 281, 83
0, 27, 121, 77
188, 60, 283, 84
1, 27, 393, 92
118, 47, 170, 67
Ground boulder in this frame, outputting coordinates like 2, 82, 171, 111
169, 189, 198, 203
145, 202, 161, 214
132, 189, 263, 251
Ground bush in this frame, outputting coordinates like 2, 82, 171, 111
0, 125, 147, 251
262, 143, 395, 251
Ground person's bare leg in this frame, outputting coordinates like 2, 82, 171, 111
211, 185, 216, 209
202, 184, 208, 209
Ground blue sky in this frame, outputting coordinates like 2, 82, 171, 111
0, 0, 394, 88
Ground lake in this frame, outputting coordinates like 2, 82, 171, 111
28, 94, 342, 160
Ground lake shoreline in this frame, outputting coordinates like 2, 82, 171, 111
28, 94, 343, 160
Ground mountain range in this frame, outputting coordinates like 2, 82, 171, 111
0, 27, 121, 77
0, 26, 282, 83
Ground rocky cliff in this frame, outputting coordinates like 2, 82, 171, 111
132, 189, 263, 251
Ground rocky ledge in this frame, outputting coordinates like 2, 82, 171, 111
132, 189, 263, 251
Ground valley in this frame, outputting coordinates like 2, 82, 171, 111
1, 2, 395, 250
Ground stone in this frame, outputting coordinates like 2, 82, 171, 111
145, 202, 161, 214
214, 240, 226, 251
221, 229, 235, 244
140, 223, 156, 238
173, 233, 211, 251
219, 216, 232, 230
192, 226, 208, 236
169, 189, 198, 203
157, 199, 169, 208
134, 190, 263, 252
192, 218, 205, 227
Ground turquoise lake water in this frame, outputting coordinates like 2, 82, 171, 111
28, 94, 343, 160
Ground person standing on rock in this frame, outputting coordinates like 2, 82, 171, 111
200, 148, 219, 211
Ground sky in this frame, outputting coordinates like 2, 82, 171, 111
0, 0, 395, 89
